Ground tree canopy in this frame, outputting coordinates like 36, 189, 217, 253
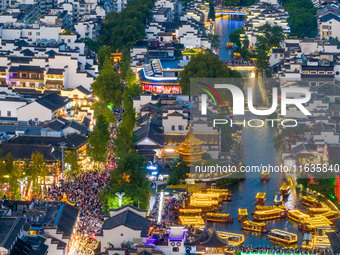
179, 51, 241, 94
88, 115, 110, 162
168, 163, 188, 185
99, 0, 154, 50
282, 0, 317, 38
101, 152, 150, 212
91, 58, 124, 109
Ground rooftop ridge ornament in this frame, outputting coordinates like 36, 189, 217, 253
60, 192, 76, 206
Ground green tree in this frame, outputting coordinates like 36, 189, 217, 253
229, 28, 243, 49
5, 153, 14, 176
31, 153, 49, 189
168, 163, 188, 185
84, 38, 100, 53
102, 152, 150, 210
114, 86, 137, 157
208, 0, 215, 20
98, 46, 112, 70
120, 47, 137, 86
65, 151, 81, 177
209, 34, 221, 49
99, 0, 154, 50
91, 58, 124, 109
107, 195, 134, 209
179, 51, 241, 94
93, 102, 115, 124
88, 115, 110, 162
257, 24, 284, 49
282, 0, 317, 38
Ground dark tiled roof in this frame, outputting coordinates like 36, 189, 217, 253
20, 49, 35, 56
291, 143, 317, 155
9, 238, 32, 255
134, 122, 164, 147
44, 118, 88, 136
301, 65, 333, 71
9, 57, 32, 64
328, 145, 340, 165
327, 231, 340, 253
8, 133, 88, 150
75, 85, 91, 95
0, 217, 26, 250
272, 48, 285, 53
0, 144, 61, 161
200, 229, 227, 247
318, 83, 340, 96
102, 209, 151, 237
35, 93, 69, 111
9, 65, 44, 73
55, 203, 80, 238
312, 121, 334, 135
320, 12, 340, 22
46, 68, 64, 75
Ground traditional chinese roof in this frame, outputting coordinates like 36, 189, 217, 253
199, 229, 227, 247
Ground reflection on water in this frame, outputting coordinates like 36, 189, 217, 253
214, 17, 303, 246
214, 16, 245, 61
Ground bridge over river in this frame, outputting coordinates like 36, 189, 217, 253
222, 60, 256, 71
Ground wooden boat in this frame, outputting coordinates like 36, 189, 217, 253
253, 208, 286, 221
268, 229, 298, 244
178, 215, 205, 227
302, 233, 331, 249
311, 235, 331, 249
260, 169, 270, 182
255, 205, 285, 211
242, 220, 269, 233
287, 209, 310, 223
302, 195, 323, 208
274, 195, 283, 205
319, 210, 340, 220
308, 207, 330, 214
255, 192, 266, 206
218, 231, 245, 246
298, 216, 333, 233
179, 208, 202, 216
205, 213, 233, 223
279, 183, 290, 196
234, 52, 241, 60
226, 42, 234, 49
301, 233, 313, 249
205, 188, 232, 201
196, 227, 244, 246
238, 208, 248, 222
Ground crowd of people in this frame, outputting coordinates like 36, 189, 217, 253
231, 246, 333, 255
49, 169, 110, 236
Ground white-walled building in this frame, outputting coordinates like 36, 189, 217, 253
97, 205, 152, 253
317, 6, 340, 40
17, 93, 69, 122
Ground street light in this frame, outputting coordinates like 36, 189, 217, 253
59, 142, 67, 181
115, 192, 125, 207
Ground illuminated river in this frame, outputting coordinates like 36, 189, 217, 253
213, 16, 304, 247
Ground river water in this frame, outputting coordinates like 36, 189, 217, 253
212, 16, 304, 247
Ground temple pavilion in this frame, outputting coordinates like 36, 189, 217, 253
175, 128, 206, 165
196, 227, 227, 255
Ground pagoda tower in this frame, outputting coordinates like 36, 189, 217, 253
175, 127, 206, 165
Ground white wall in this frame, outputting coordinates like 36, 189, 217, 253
17, 102, 52, 121
163, 114, 188, 134
98, 225, 143, 251
0, 99, 27, 119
